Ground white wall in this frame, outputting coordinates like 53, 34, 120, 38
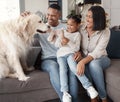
0, 0, 20, 22
22, 0, 120, 26
62, 0, 120, 26
62, 0, 68, 20
62, 0, 76, 20
25, 0, 48, 14
102, 0, 120, 27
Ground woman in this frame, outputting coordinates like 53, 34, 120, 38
77, 6, 111, 102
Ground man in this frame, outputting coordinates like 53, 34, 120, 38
38, 4, 80, 102
22, 4, 80, 102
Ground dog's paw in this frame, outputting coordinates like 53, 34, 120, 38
8, 73, 18, 78
18, 76, 30, 81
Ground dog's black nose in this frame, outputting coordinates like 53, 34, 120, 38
48, 25, 51, 28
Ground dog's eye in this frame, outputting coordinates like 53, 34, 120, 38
38, 21, 42, 23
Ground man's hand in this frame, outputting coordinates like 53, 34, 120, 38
21, 11, 31, 17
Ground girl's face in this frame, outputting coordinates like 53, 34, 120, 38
67, 18, 80, 33
86, 10, 94, 29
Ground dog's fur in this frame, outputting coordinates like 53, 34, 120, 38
0, 13, 49, 81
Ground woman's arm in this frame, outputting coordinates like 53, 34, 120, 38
77, 55, 93, 75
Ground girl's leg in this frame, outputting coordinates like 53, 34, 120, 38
57, 56, 69, 92
58, 56, 72, 102
67, 54, 92, 89
67, 54, 98, 100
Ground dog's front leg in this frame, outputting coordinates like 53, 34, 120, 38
12, 58, 30, 81
15, 64, 30, 81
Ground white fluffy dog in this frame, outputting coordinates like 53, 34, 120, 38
0, 13, 49, 81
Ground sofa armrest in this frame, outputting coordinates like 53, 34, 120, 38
106, 29, 120, 59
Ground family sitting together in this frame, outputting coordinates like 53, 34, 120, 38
22, 3, 111, 102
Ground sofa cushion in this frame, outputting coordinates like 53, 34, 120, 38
0, 70, 52, 94
105, 59, 120, 90
106, 29, 120, 59
27, 47, 41, 67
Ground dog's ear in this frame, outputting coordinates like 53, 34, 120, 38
17, 16, 29, 33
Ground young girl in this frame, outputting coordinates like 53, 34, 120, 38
48, 14, 98, 102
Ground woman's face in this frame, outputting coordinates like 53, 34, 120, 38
86, 10, 94, 29
67, 18, 79, 33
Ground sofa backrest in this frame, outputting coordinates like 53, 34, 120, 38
106, 29, 120, 59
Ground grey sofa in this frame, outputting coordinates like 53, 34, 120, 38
105, 28, 120, 102
0, 29, 120, 102
0, 46, 58, 102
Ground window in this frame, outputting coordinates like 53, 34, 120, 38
0, 0, 20, 22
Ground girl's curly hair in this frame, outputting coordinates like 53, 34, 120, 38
67, 14, 82, 24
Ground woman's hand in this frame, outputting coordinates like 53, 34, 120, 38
73, 51, 82, 62
77, 55, 93, 75
77, 60, 85, 76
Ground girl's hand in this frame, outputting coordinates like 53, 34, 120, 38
61, 37, 69, 45
58, 29, 69, 45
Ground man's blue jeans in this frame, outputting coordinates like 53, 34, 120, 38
40, 58, 79, 102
